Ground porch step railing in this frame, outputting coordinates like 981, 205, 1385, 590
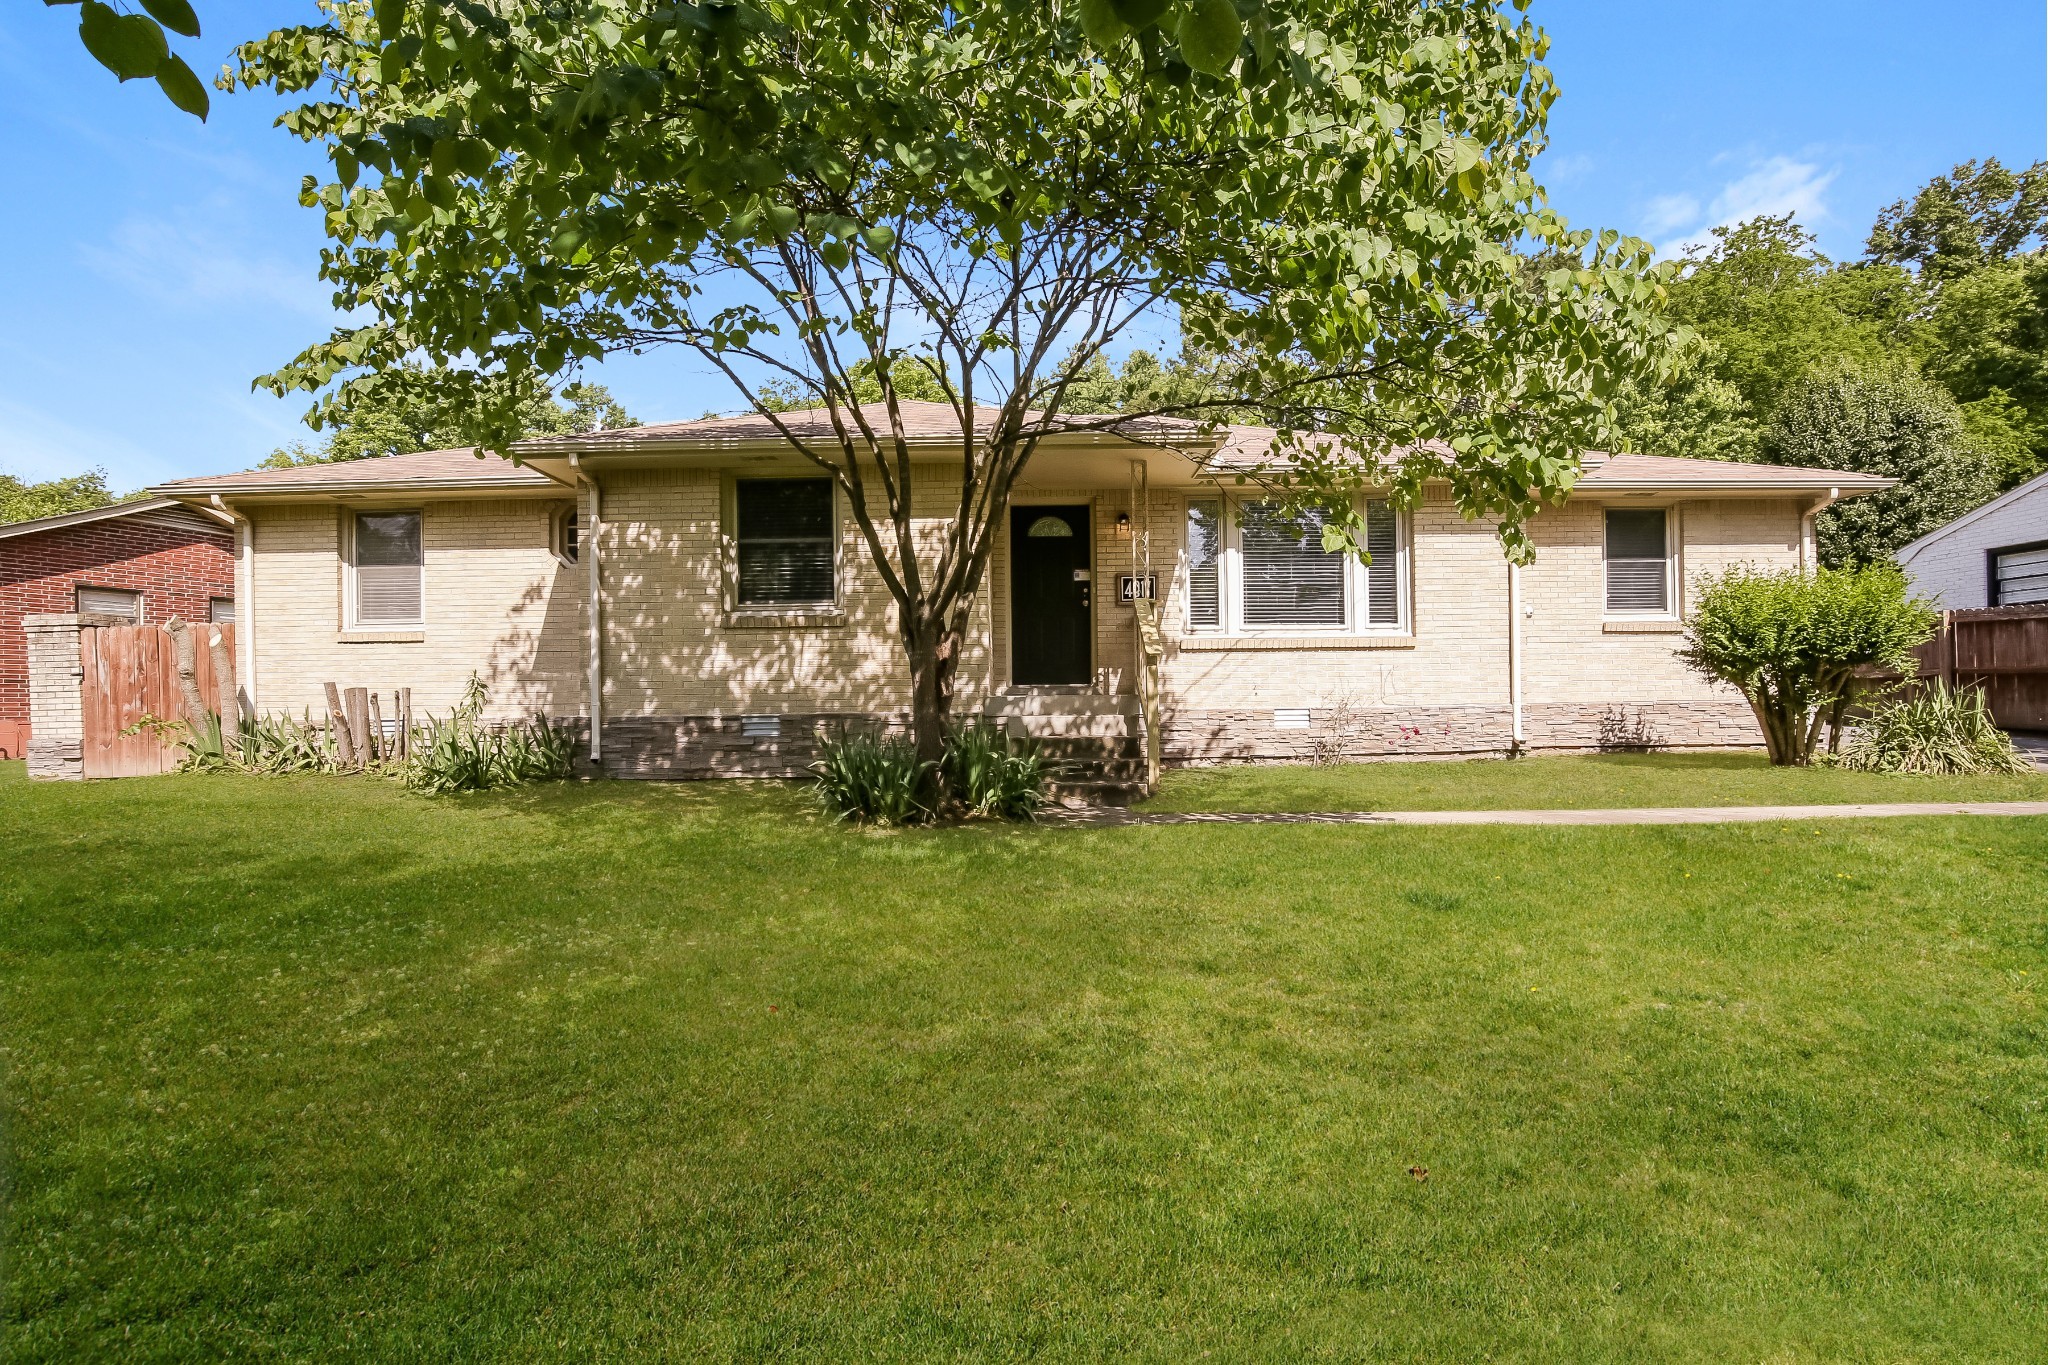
1133, 597, 1165, 793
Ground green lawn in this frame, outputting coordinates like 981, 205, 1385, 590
1140, 750, 2048, 813
5, 760, 2046, 1361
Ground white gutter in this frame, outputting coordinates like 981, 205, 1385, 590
1799, 487, 1842, 572
211, 495, 256, 713
1507, 558, 1525, 753
570, 454, 603, 765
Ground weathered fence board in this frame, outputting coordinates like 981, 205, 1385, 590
1906, 606, 2048, 731
78, 623, 233, 778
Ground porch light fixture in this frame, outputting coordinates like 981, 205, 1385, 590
1113, 511, 1131, 538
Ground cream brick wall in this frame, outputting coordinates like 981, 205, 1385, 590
237, 471, 1812, 760
245, 498, 585, 721
1133, 490, 1808, 756
593, 466, 997, 717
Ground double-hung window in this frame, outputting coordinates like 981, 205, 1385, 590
1184, 496, 1406, 634
349, 510, 423, 626
735, 478, 835, 606
1604, 508, 1672, 615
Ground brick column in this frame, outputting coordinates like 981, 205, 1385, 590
24, 613, 122, 780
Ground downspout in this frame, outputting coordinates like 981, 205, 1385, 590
1507, 557, 1525, 754
570, 454, 603, 765
210, 495, 255, 713
1799, 487, 1841, 572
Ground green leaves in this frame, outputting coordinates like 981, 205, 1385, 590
137, 0, 198, 39
1075, 0, 1128, 48
1176, 0, 1240, 75
79, 1, 167, 80
155, 52, 207, 116
1109, 0, 1171, 26
73, 0, 207, 118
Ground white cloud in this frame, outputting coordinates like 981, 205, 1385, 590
1640, 192, 1702, 237
1650, 155, 1839, 258
75, 208, 337, 322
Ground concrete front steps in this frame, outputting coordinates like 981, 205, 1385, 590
981, 690, 1150, 807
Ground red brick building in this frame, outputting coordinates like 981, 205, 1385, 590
1, 499, 237, 758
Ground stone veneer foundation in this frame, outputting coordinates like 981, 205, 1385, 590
594, 700, 1763, 780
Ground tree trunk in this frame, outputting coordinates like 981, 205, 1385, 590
162, 618, 212, 737
208, 627, 241, 760
905, 621, 958, 773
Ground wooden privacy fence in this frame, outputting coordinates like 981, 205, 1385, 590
1909, 605, 2048, 731
78, 620, 236, 779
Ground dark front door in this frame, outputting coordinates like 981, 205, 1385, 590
1009, 504, 1092, 685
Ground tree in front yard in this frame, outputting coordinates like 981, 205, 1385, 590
234, 0, 1677, 769
1680, 564, 1936, 766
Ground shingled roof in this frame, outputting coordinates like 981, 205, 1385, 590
150, 409, 1894, 497
152, 448, 561, 495
511, 399, 1210, 451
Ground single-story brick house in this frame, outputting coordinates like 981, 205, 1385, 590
1, 498, 237, 759
150, 402, 1890, 777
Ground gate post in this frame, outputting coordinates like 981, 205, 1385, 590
24, 613, 90, 781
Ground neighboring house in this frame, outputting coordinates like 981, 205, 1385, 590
1896, 468, 2048, 609
1, 498, 237, 759
150, 403, 1890, 777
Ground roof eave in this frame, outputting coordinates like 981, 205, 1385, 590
152, 477, 566, 501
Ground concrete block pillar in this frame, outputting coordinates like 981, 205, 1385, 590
24, 613, 120, 781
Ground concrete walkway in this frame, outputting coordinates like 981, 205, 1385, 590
1054, 801, 2048, 827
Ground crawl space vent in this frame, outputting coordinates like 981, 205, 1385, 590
1272, 708, 1312, 730
740, 715, 782, 739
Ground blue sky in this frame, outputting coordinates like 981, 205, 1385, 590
0, 1, 2042, 491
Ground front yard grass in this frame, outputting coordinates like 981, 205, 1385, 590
4, 760, 2045, 1360
1140, 749, 2048, 813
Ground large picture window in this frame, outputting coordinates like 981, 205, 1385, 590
736, 478, 835, 606
1242, 502, 1347, 627
350, 510, 423, 625
1604, 508, 1671, 614
1185, 495, 1406, 634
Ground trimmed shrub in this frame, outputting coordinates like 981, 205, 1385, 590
1680, 564, 1936, 765
1838, 683, 2031, 775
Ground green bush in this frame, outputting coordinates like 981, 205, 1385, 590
940, 722, 1049, 821
1838, 683, 2031, 775
810, 730, 935, 826
402, 676, 574, 795
812, 722, 1052, 826
1681, 564, 1936, 766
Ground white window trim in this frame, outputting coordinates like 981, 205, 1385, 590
550, 503, 579, 567
343, 507, 426, 630
1601, 503, 1682, 621
723, 474, 843, 614
1183, 493, 1410, 637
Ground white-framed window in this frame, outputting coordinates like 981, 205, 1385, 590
76, 585, 141, 622
1604, 507, 1673, 615
552, 504, 580, 565
1183, 495, 1408, 634
209, 597, 236, 624
734, 477, 835, 606
347, 509, 424, 626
